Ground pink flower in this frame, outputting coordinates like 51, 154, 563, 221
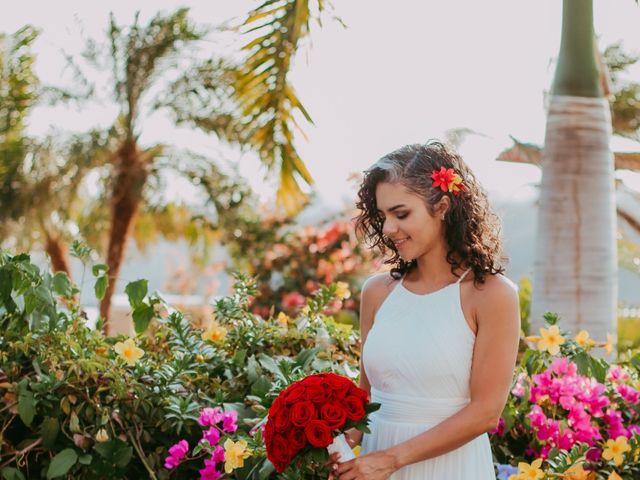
222, 410, 238, 432
213, 445, 225, 463
202, 427, 221, 445
281, 291, 306, 310
164, 440, 189, 469
607, 365, 631, 383
489, 417, 505, 437
586, 447, 602, 462
616, 384, 640, 405
550, 357, 577, 376
199, 407, 223, 427
199, 457, 222, 480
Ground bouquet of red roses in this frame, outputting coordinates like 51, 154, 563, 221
263, 372, 380, 474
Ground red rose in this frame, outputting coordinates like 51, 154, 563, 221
274, 407, 291, 432
286, 427, 308, 453
304, 419, 333, 448
305, 384, 326, 404
290, 401, 316, 427
330, 379, 352, 401
349, 384, 370, 403
320, 402, 348, 430
343, 395, 366, 421
268, 433, 293, 473
284, 385, 307, 406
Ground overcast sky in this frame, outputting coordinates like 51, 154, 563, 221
3, 0, 640, 210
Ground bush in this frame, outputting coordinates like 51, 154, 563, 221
0, 250, 361, 479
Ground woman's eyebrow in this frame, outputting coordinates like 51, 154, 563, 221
377, 204, 406, 213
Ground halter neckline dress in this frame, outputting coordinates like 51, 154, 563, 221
360, 268, 496, 479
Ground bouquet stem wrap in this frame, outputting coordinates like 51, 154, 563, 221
326, 433, 356, 462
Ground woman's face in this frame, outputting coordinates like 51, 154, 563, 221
375, 181, 447, 260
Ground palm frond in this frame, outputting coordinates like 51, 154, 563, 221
233, 0, 327, 215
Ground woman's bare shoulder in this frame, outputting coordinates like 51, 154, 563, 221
468, 273, 519, 314
361, 272, 399, 308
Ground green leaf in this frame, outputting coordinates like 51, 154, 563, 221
46, 449, 78, 479
17, 389, 35, 427
233, 349, 247, 368
92, 264, 108, 277
574, 351, 591, 377
94, 276, 108, 301
40, 417, 60, 448
1, 468, 26, 480
94, 439, 133, 468
257, 354, 282, 378
78, 454, 92, 465
295, 347, 320, 369
132, 304, 154, 334
125, 280, 147, 308
251, 376, 272, 397
52, 272, 72, 297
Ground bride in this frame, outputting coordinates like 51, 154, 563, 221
328, 141, 520, 479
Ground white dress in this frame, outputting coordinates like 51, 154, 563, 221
360, 269, 496, 479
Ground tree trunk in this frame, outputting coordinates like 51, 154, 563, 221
531, 96, 617, 343
531, 0, 617, 349
44, 233, 72, 277
99, 140, 147, 335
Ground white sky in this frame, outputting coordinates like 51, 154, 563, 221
3, 0, 640, 210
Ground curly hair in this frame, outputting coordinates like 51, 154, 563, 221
354, 141, 506, 284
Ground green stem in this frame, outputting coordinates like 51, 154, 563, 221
126, 428, 158, 480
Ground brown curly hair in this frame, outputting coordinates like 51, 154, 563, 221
354, 141, 506, 284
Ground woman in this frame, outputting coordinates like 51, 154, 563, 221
328, 141, 520, 479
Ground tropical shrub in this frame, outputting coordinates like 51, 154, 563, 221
224, 215, 380, 323
492, 313, 640, 479
0, 250, 361, 479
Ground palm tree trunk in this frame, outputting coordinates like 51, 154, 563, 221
531, 0, 617, 346
99, 140, 147, 334
531, 97, 617, 342
44, 233, 72, 277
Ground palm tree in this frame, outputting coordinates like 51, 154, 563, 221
497, 39, 640, 343
164, 0, 340, 216
526, 0, 617, 344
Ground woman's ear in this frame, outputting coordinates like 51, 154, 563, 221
435, 196, 450, 219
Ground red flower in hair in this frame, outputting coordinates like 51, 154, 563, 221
431, 167, 466, 196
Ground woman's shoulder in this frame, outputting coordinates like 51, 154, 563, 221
361, 271, 400, 304
467, 272, 519, 310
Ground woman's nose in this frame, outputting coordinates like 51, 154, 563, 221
382, 219, 397, 236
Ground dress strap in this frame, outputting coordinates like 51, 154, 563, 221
456, 268, 472, 284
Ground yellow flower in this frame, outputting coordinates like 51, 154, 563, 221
537, 325, 565, 355
301, 305, 311, 316
524, 335, 541, 343
563, 462, 592, 480
223, 439, 251, 473
602, 436, 630, 466
113, 338, 144, 366
276, 312, 290, 328
603, 334, 614, 356
607, 472, 622, 480
516, 458, 544, 480
335, 282, 351, 300
574, 330, 595, 349
202, 321, 228, 344
95, 428, 109, 443
352, 445, 361, 457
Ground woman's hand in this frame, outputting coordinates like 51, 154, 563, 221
326, 428, 363, 479
344, 428, 363, 448
328, 450, 397, 480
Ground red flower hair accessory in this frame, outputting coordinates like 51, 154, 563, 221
431, 167, 466, 196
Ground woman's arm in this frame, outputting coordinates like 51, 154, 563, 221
334, 275, 520, 479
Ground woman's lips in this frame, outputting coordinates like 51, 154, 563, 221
393, 237, 409, 247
